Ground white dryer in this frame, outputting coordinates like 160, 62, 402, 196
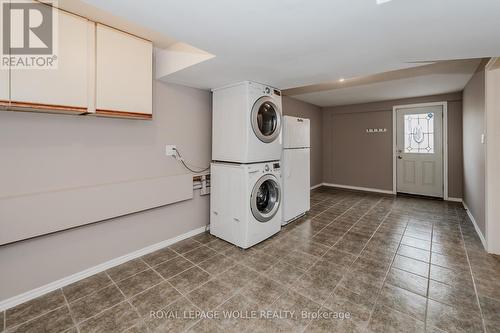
212, 81, 283, 163
210, 161, 282, 249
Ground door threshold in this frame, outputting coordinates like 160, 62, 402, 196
396, 192, 444, 201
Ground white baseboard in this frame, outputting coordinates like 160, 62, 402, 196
446, 197, 463, 203
462, 201, 487, 250
310, 183, 323, 190
0, 225, 208, 311
322, 183, 395, 195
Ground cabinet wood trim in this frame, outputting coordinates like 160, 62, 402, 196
5, 100, 87, 114
95, 109, 153, 120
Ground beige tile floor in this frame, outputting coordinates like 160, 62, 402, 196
2, 188, 500, 333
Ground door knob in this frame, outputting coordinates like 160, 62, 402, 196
397, 156, 403, 159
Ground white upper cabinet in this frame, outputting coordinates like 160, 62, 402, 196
0, 68, 8, 107
95, 24, 153, 119
10, 10, 91, 114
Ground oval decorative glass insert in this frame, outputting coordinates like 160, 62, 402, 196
413, 125, 425, 143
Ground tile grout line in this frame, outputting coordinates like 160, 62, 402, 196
3, 304, 69, 332
146, 192, 378, 329
7, 192, 488, 332
194, 225, 322, 312
309, 198, 402, 331
250, 194, 361, 275
207, 193, 370, 331
244, 193, 372, 331
133, 231, 286, 331
68, 261, 184, 331
139, 254, 208, 333
61, 290, 80, 333
169, 247, 215, 277
74, 300, 131, 330
61, 264, 157, 307
423, 217, 435, 332
305, 192, 356, 222
0, 191, 347, 332
61, 263, 159, 308
364, 209, 411, 329
457, 211, 488, 333
104, 271, 151, 333
377, 201, 465, 329
62, 277, 129, 306
306, 195, 368, 240
300, 196, 388, 332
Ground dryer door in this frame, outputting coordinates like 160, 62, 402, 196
251, 96, 282, 143
250, 174, 281, 222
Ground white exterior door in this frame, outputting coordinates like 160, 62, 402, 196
396, 105, 444, 197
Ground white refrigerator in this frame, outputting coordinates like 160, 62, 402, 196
281, 116, 310, 225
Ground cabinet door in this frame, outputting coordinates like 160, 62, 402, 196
0, 67, 8, 107
10, 9, 90, 114
96, 24, 153, 119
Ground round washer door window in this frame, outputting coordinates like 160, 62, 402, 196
250, 174, 281, 222
251, 96, 282, 143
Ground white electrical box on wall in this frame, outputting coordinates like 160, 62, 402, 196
165, 145, 177, 157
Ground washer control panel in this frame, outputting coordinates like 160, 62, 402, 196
247, 163, 281, 176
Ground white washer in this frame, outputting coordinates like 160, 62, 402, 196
210, 161, 282, 249
212, 81, 283, 163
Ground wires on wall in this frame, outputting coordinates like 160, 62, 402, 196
173, 148, 210, 174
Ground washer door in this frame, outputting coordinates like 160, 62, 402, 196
251, 96, 282, 143
250, 174, 281, 222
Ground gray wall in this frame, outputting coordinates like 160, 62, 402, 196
463, 71, 486, 235
323, 109, 393, 191
282, 96, 323, 187
0, 82, 212, 301
322, 92, 464, 197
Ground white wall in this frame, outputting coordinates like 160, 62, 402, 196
463, 71, 486, 238
0, 82, 212, 301
485, 63, 500, 254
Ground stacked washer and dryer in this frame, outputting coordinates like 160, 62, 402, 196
210, 81, 283, 249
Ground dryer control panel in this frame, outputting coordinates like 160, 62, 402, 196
262, 86, 281, 97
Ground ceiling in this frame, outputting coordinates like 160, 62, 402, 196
287, 59, 482, 107
58, 0, 178, 49
80, 0, 500, 104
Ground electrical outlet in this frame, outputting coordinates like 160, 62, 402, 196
165, 145, 177, 157
200, 175, 210, 196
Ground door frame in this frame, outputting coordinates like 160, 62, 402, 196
392, 101, 448, 199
